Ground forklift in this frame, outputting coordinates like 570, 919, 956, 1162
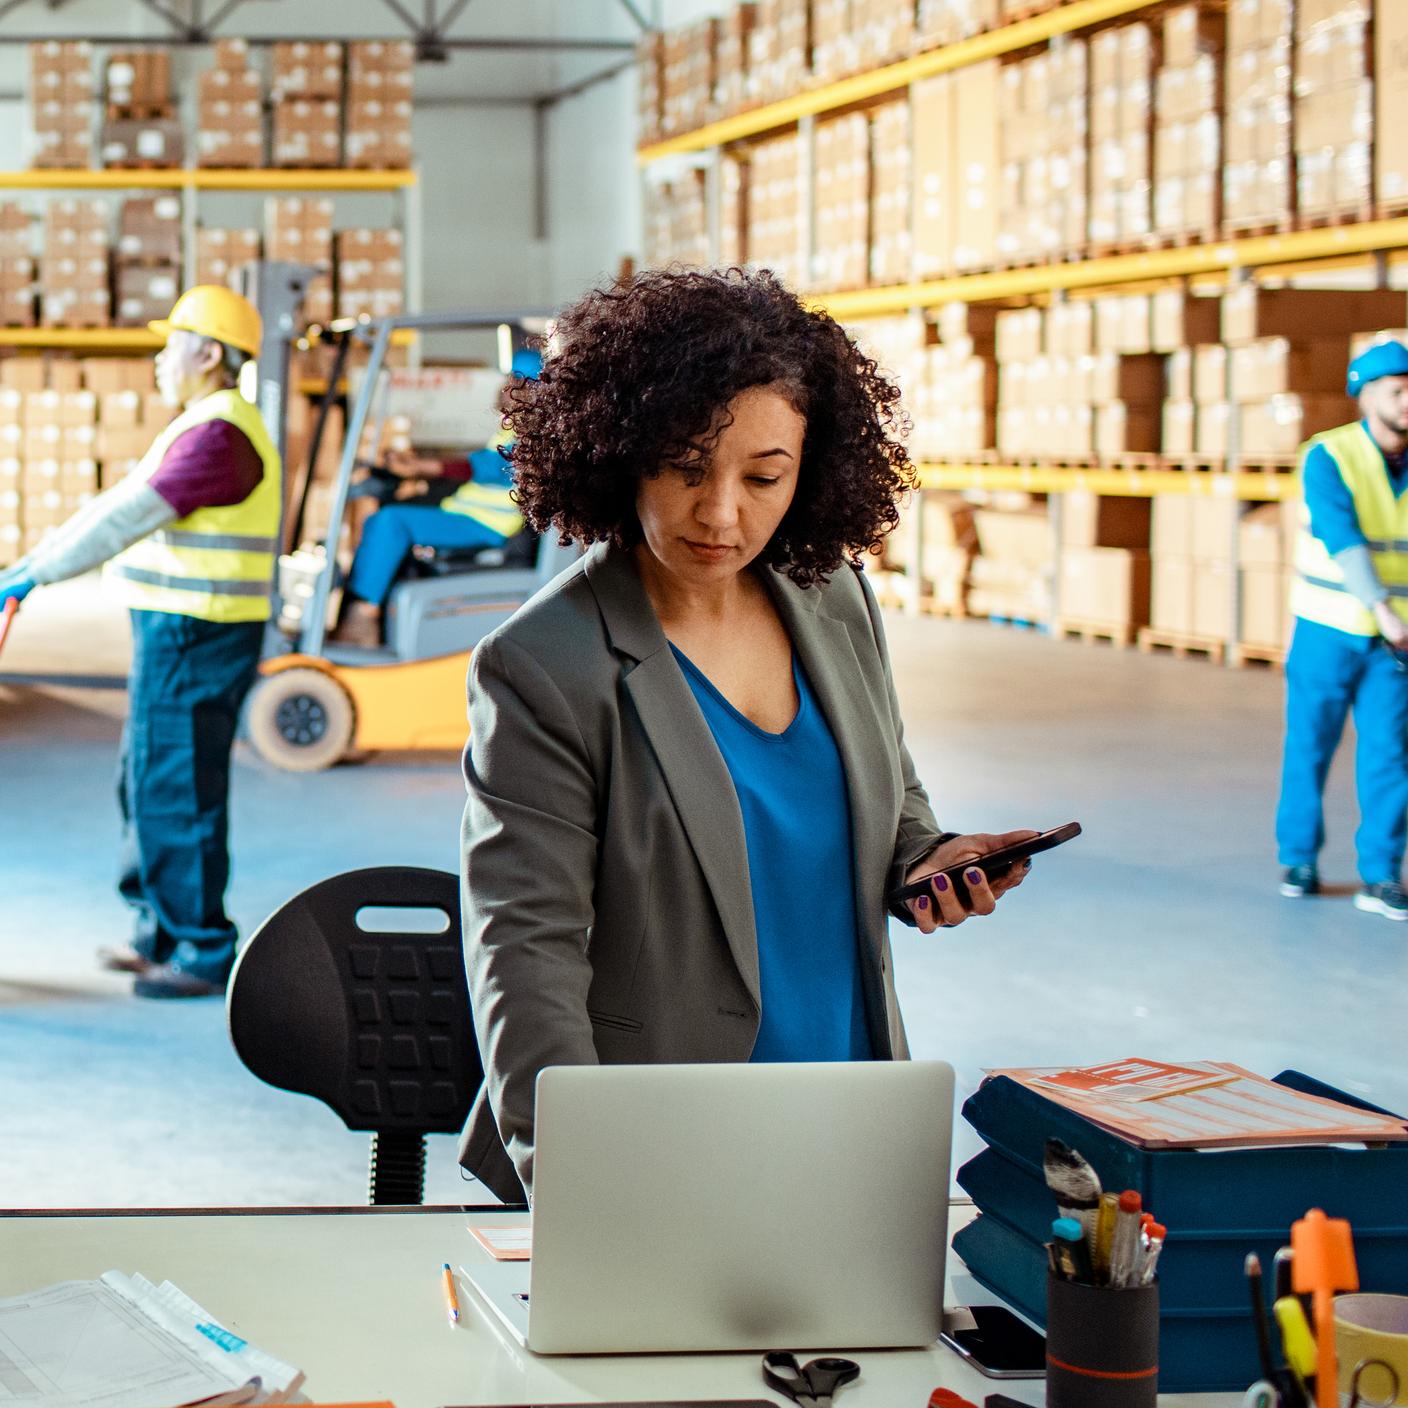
246, 308, 572, 772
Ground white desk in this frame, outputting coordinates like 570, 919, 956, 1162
0, 1207, 1244, 1408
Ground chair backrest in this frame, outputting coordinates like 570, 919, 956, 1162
227, 866, 481, 1141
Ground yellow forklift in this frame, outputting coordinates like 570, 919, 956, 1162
245, 310, 570, 772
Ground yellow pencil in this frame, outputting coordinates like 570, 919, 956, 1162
441, 1262, 461, 1327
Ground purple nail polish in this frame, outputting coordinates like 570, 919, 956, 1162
916, 894, 929, 909
967, 867, 983, 884
934, 874, 950, 893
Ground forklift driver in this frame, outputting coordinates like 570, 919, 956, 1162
0, 285, 281, 999
330, 350, 538, 648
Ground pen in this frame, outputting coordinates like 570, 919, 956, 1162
1245, 1252, 1276, 1382
1093, 1190, 1119, 1281
441, 1262, 460, 1327
1108, 1189, 1143, 1288
1138, 1222, 1166, 1286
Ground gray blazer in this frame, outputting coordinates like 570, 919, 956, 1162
457, 542, 944, 1201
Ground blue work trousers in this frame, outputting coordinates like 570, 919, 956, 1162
117, 609, 264, 983
1275, 618, 1408, 884
345, 505, 504, 607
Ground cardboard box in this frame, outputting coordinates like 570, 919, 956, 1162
1240, 394, 1353, 455
1238, 501, 1288, 567
974, 506, 1050, 565
1095, 401, 1161, 456
1151, 555, 1194, 632
114, 266, 180, 327
1191, 495, 1240, 561
100, 118, 183, 168
271, 41, 343, 100
1193, 557, 1234, 637
1060, 491, 1151, 549
1378, 1, 1408, 207
1151, 291, 1222, 352
1163, 399, 1196, 455
1059, 546, 1151, 626
1193, 344, 1228, 404
1240, 562, 1289, 648
1230, 338, 1348, 402
1222, 287, 1408, 345
116, 195, 181, 264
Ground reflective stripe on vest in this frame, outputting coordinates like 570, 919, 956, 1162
440, 480, 524, 539
1291, 421, 1408, 637
108, 388, 282, 623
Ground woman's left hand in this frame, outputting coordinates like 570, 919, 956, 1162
903, 830, 1039, 934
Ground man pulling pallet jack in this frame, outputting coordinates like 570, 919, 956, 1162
1276, 339, 1408, 920
0, 286, 280, 997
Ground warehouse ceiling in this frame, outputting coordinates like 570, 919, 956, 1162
0, 0, 665, 105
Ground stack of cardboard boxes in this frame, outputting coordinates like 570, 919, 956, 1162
720, 154, 747, 265
915, 0, 998, 47
197, 38, 263, 169
746, 0, 810, 105
1089, 24, 1158, 248
345, 41, 414, 169
1057, 491, 1152, 639
745, 133, 805, 290
195, 227, 260, 288
998, 44, 1088, 266
811, 114, 869, 291
661, 19, 718, 137
911, 303, 998, 459
335, 228, 404, 320
1152, 4, 1223, 240
41, 200, 109, 328
869, 100, 911, 286
0, 205, 36, 329
1294, 0, 1372, 220
712, 3, 757, 117
271, 41, 343, 168
643, 172, 709, 270
113, 195, 181, 328
266, 197, 334, 325
1223, 0, 1293, 230
101, 50, 183, 168
967, 505, 1052, 623
1376, 1, 1408, 210
811, 0, 858, 86
1236, 501, 1296, 657
1148, 493, 1240, 643
638, 35, 665, 144
29, 42, 94, 170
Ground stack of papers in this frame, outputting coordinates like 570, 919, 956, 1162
0, 1272, 303, 1407
983, 1058, 1408, 1149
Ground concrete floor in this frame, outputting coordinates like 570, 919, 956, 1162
2, 609, 1406, 1210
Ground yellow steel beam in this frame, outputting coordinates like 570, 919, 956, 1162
816, 218, 1408, 315
638, 0, 1161, 161
916, 463, 1294, 500
0, 169, 416, 191
0, 327, 163, 349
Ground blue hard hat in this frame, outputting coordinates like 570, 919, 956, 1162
510, 347, 542, 380
1346, 339, 1408, 396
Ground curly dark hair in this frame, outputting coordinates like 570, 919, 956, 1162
506, 267, 914, 587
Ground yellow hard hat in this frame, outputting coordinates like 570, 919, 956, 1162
149, 285, 262, 357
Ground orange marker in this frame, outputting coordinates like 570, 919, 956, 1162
441, 1262, 460, 1327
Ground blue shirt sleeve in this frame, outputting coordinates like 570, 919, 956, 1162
1302, 441, 1367, 555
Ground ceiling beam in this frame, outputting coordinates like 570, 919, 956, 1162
0, 31, 636, 49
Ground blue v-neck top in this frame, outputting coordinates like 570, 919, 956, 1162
671, 645, 873, 1062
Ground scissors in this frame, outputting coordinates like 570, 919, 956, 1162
1348, 1357, 1402, 1408
761, 1350, 861, 1407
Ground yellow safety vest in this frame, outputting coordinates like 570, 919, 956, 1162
1291, 421, 1408, 637
440, 479, 524, 539
109, 388, 282, 624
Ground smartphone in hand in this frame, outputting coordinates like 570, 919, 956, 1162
888, 822, 1082, 909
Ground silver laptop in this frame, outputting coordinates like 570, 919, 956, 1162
464, 1060, 954, 1354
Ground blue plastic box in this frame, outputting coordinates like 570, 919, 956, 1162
950, 1070, 1408, 1393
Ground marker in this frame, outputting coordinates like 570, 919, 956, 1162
441, 1262, 460, 1327
1273, 1295, 1317, 1392
1108, 1189, 1143, 1287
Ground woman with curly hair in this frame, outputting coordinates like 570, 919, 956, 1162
457, 268, 1032, 1202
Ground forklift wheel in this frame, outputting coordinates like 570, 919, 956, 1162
246, 668, 355, 773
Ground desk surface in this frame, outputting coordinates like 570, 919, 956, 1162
0, 1207, 1243, 1408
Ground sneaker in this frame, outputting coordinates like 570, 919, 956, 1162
1279, 864, 1320, 898
1354, 881, 1408, 921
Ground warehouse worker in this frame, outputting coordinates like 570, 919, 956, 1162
0, 286, 280, 997
1276, 339, 1408, 920
332, 350, 538, 647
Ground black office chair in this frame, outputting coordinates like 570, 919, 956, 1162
227, 866, 482, 1205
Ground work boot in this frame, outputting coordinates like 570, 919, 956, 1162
1278, 864, 1320, 898
96, 944, 154, 975
1354, 881, 1408, 921
330, 599, 383, 648
132, 963, 227, 999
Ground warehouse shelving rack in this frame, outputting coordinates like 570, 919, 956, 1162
636, 0, 1408, 659
0, 167, 423, 354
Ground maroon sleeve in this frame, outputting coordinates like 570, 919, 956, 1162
146, 420, 264, 518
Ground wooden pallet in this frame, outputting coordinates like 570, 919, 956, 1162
1054, 616, 1136, 648
918, 596, 970, 620
1229, 641, 1286, 668
105, 103, 176, 122
102, 160, 183, 171
1137, 627, 1226, 662
1160, 455, 1297, 476
1296, 205, 1375, 232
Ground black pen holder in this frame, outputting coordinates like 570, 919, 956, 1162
1045, 1274, 1159, 1408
